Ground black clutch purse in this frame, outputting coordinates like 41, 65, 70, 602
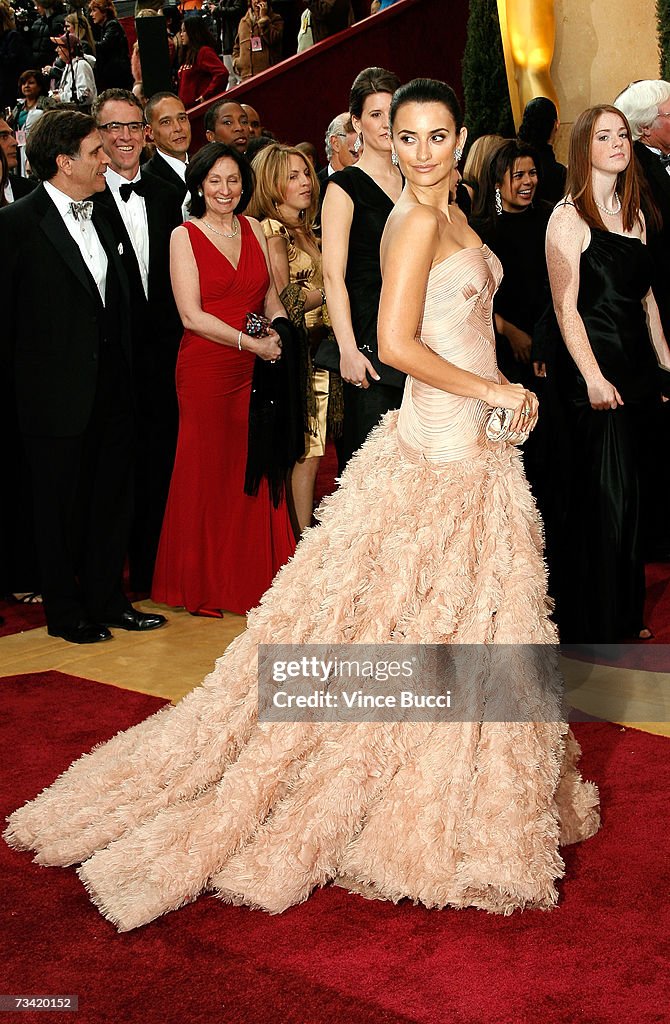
312, 332, 341, 373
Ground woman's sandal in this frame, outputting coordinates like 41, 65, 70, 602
189, 608, 223, 619
13, 592, 43, 605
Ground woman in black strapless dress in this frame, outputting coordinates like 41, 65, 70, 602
322, 66, 405, 471
545, 105, 670, 642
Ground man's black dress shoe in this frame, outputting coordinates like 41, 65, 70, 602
102, 609, 167, 631
48, 622, 112, 644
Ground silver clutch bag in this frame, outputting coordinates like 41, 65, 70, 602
485, 407, 528, 446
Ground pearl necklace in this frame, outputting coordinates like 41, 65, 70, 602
594, 192, 621, 216
203, 215, 239, 238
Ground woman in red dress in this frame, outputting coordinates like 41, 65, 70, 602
152, 142, 296, 617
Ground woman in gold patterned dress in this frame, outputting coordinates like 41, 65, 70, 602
248, 143, 340, 533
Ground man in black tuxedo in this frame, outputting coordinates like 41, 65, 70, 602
92, 88, 184, 592
0, 110, 166, 642
142, 92, 191, 200
615, 80, 670, 336
0, 119, 37, 203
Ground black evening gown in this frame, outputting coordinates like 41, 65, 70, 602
328, 166, 405, 470
476, 204, 552, 500
547, 228, 660, 641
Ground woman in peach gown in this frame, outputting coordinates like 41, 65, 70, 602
4, 79, 599, 931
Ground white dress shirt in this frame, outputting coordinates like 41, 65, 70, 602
44, 180, 107, 302
155, 150, 190, 221
4, 178, 14, 203
105, 166, 149, 299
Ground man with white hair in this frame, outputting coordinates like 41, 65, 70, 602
614, 80, 670, 333
317, 112, 358, 212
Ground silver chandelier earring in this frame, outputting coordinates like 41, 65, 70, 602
454, 146, 463, 164
353, 133, 362, 154
391, 150, 399, 167
495, 186, 503, 216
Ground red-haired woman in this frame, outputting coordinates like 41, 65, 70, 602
545, 104, 670, 642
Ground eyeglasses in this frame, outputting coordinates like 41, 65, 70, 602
97, 121, 145, 135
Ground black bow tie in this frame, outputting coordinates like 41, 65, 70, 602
119, 179, 146, 202
659, 153, 670, 166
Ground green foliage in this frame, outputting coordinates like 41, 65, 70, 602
659, 0, 670, 79
462, 0, 515, 142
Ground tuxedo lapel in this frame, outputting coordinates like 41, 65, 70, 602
38, 192, 98, 302
93, 187, 142, 304
635, 141, 670, 208
94, 204, 130, 310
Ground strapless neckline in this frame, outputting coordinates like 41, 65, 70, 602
431, 244, 491, 273
397, 242, 502, 465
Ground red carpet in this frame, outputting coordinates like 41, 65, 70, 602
0, 444, 340, 638
0, 598, 46, 638
2, 671, 669, 1024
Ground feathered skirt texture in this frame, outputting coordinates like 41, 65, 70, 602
5, 415, 600, 930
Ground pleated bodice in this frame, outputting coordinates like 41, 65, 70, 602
397, 244, 503, 464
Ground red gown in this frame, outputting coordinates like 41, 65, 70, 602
152, 218, 296, 616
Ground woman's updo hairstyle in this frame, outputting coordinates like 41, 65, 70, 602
390, 78, 463, 131
349, 66, 401, 119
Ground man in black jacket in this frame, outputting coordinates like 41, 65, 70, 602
143, 91, 190, 200
30, 0, 65, 68
615, 80, 670, 336
303, 0, 353, 44
92, 88, 184, 592
0, 119, 37, 202
0, 109, 166, 642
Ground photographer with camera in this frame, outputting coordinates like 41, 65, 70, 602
48, 31, 96, 108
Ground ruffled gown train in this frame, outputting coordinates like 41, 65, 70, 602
5, 247, 600, 930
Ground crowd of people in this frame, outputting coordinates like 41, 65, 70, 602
1, 0, 670, 651
6, 74, 607, 931
1, 0, 395, 110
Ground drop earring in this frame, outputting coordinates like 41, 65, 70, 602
198, 189, 203, 197
353, 133, 362, 154
454, 146, 463, 164
495, 186, 503, 216
391, 150, 399, 167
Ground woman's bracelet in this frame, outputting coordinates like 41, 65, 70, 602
237, 330, 243, 351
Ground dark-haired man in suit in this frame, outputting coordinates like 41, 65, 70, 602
0, 109, 166, 642
0, 119, 37, 202
92, 88, 184, 592
142, 91, 191, 199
